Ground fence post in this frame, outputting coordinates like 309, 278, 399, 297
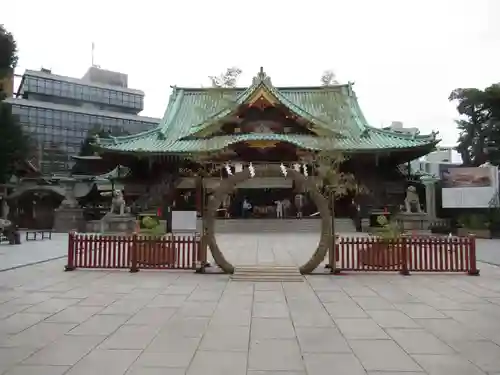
325, 234, 340, 273
332, 234, 341, 274
325, 234, 333, 270
196, 233, 206, 273
65, 230, 77, 271
130, 234, 139, 273
467, 235, 480, 276
400, 236, 410, 276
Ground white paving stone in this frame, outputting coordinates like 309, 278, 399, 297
0, 233, 499, 374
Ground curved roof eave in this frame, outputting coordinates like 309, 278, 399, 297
96, 130, 439, 155
367, 126, 439, 142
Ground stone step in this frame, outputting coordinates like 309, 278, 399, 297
231, 275, 304, 282
196, 218, 357, 233
231, 265, 304, 282
235, 267, 301, 273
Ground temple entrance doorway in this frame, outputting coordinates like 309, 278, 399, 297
202, 164, 332, 274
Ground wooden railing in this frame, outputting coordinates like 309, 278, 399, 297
334, 235, 479, 275
66, 232, 200, 272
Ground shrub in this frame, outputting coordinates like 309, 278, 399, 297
374, 215, 402, 241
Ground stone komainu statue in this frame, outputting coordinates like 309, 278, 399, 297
110, 189, 127, 215
404, 185, 423, 213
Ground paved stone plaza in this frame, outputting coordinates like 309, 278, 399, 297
0, 233, 500, 374
0, 233, 68, 272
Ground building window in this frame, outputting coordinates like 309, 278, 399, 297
82, 87, 90, 101
53, 81, 61, 95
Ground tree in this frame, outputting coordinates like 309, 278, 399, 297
79, 126, 130, 157
195, 67, 242, 132
302, 72, 366, 270
71, 127, 129, 174
208, 67, 242, 88
449, 85, 500, 166
0, 25, 18, 78
483, 84, 500, 165
0, 25, 29, 183
320, 70, 339, 86
0, 104, 30, 183
205, 67, 241, 112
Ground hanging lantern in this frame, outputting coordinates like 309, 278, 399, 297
248, 162, 255, 178
280, 163, 287, 177
225, 163, 233, 176
293, 163, 301, 172
303, 163, 308, 177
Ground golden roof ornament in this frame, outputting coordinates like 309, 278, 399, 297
252, 67, 272, 85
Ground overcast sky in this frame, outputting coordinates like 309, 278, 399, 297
3, 0, 499, 147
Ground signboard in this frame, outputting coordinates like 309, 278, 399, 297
440, 167, 492, 188
440, 165, 499, 208
171, 210, 198, 232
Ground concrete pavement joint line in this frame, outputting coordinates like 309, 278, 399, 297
360, 282, 456, 372
478, 260, 500, 267
0, 277, 112, 372
0, 254, 67, 272
180, 276, 227, 373
56, 311, 132, 373
62, 274, 178, 374
280, 281, 306, 373
3, 270, 112, 315
446, 267, 500, 300
119, 275, 181, 374
363, 282, 485, 374
304, 276, 372, 374
246, 282, 255, 374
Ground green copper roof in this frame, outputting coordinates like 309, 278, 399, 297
97, 69, 438, 154
98, 129, 437, 154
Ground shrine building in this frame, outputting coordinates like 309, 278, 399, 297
93, 68, 439, 218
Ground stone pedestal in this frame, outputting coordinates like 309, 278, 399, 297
86, 220, 101, 233
395, 212, 430, 231
54, 208, 85, 232
99, 213, 136, 234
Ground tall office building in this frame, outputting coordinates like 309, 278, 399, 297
4, 67, 161, 175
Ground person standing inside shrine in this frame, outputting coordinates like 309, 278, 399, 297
179, 191, 192, 210
222, 194, 232, 218
242, 198, 252, 218
295, 193, 304, 218
275, 199, 284, 218
351, 199, 362, 232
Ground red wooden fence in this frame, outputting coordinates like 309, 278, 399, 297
333, 235, 479, 275
65, 232, 201, 272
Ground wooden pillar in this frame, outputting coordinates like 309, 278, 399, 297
198, 176, 210, 269
195, 176, 203, 214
